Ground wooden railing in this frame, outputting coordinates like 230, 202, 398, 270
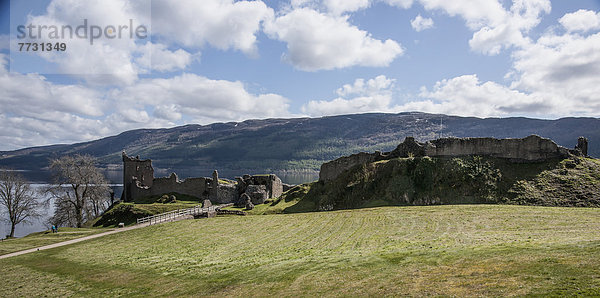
136, 205, 215, 225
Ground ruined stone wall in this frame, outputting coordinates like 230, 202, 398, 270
426, 135, 570, 161
128, 177, 152, 201
217, 184, 238, 204
269, 175, 283, 198
123, 152, 284, 203
319, 135, 576, 182
251, 174, 283, 198
150, 174, 211, 199
319, 151, 385, 181
123, 153, 154, 201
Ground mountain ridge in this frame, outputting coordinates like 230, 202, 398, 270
1, 112, 599, 182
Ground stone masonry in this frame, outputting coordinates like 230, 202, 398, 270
320, 135, 588, 182
122, 152, 284, 203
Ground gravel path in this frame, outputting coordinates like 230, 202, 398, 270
0, 223, 150, 260
0, 205, 223, 260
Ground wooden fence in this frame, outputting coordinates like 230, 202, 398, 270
136, 205, 215, 225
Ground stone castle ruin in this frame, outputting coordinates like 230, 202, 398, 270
320, 135, 589, 181
122, 152, 284, 205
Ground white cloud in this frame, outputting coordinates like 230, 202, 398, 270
264, 8, 403, 71
559, 9, 600, 33
0, 52, 294, 150
150, 0, 273, 55
324, 0, 370, 15
509, 29, 600, 115
13, 0, 271, 84
410, 14, 434, 32
0, 56, 105, 118
16, 0, 151, 85
302, 75, 399, 116
135, 43, 193, 73
401, 11, 600, 118
418, 0, 506, 29
112, 73, 292, 123
407, 74, 550, 117
382, 0, 414, 9
301, 74, 554, 119
336, 75, 394, 97
153, 104, 182, 122
418, 0, 551, 55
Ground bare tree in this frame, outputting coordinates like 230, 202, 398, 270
0, 170, 42, 238
47, 155, 111, 228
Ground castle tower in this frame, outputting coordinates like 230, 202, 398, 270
210, 170, 219, 200
122, 152, 154, 202
577, 137, 588, 157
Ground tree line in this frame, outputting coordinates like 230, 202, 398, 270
0, 155, 112, 238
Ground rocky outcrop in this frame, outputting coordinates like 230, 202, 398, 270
236, 193, 252, 208
319, 151, 386, 181
320, 135, 584, 182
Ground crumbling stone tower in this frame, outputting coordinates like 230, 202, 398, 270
122, 152, 154, 202
576, 137, 588, 156
210, 170, 219, 199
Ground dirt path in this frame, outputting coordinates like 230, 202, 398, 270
0, 223, 150, 260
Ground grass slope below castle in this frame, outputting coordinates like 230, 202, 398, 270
91, 192, 204, 227
231, 155, 600, 214
1, 205, 599, 296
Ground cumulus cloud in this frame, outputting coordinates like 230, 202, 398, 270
336, 75, 395, 97
302, 75, 399, 116
401, 9, 600, 118
383, 0, 414, 9
0, 52, 294, 150
264, 8, 403, 71
112, 73, 292, 124
0, 55, 105, 118
417, 0, 551, 55
135, 43, 193, 73
559, 9, 600, 33
509, 27, 600, 114
410, 14, 434, 32
12, 0, 152, 85
302, 74, 554, 119
324, 0, 370, 15
150, 0, 273, 55
12, 0, 272, 84
404, 74, 550, 117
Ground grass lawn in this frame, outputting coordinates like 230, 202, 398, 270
1, 205, 599, 296
0, 227, 111, 256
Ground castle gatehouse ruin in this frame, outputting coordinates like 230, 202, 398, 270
320, 135, 589, 181
122, 152, 283, 204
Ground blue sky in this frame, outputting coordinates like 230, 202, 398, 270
1, 0, 600, 150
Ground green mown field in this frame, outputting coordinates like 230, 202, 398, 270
1, 205, 600, 296
0, 228, 110, 256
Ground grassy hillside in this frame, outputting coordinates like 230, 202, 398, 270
257, 156, 600, 213
1, 113, 598, 182
92, 197, 202, 227
1, 205, 599, 296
